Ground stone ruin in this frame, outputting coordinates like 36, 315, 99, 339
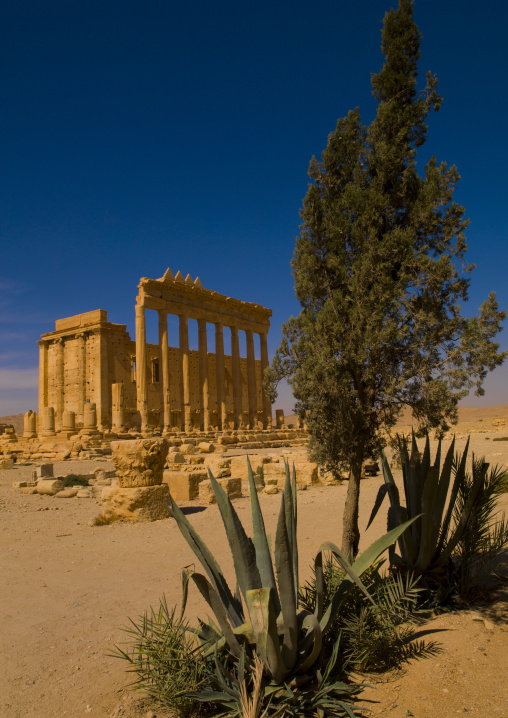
0, 271, 314, 519
0, 270, 308, 468
35, 270, 278, 436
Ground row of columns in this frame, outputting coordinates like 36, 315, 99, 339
136, 304, 271, 434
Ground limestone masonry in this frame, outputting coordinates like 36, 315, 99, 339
36, 269, 273, 435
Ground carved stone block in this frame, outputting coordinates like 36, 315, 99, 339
111, 438, 169, 487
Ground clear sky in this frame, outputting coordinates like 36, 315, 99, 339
1, 0, 507, 417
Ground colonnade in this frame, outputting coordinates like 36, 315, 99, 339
135, 305, 271, 434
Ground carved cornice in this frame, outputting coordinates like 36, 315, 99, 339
137, 271, 272, 332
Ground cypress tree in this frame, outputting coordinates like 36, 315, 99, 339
267, 0, 507, 558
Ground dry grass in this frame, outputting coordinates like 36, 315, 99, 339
91, 512, 121, 526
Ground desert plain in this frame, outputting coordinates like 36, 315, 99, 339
1, 406, 508, 718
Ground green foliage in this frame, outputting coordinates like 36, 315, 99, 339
370, 434, 508, 602
492, 436, 508, 441
111, 596, 206, 716
368, 434, 483, 590
453, 458, 508, 601
266, 0, 506, 558
63, 474, 89, 487
300, 558, 432, 672
166, 457, 415, 716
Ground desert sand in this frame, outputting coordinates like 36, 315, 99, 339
1, 419, 508, 717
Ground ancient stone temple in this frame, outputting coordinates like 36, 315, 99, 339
37, 270, 272, 434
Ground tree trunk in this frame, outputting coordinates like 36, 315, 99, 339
341, 446, 364, 560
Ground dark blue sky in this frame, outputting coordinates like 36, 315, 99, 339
1, 0, 507, 416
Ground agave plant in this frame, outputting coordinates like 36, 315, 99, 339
166, 457, 415, 716
367, 433, 488, 591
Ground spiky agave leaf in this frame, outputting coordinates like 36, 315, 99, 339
247, 456, 280, 613
246, 587, 288, 684
181, 567, 243, 658
275, 489, 298, 671
207, 469, 263, 602
165, 494, 244, 627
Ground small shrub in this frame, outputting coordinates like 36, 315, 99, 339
492, 436, 508, 441
111, 596, 206, 716
91, 513, 120, 526
63, 474, 89, 487
453, 458, 508, 601
300, 558, 431, 672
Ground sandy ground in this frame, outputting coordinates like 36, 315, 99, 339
2, 425, 508, 718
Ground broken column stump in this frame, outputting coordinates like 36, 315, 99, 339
102, 438, 170, 522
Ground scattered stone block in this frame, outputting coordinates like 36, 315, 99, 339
20, 487, 39, 494
198, 477, 242, 503
76, 489, 92, 498
37, 479, 65, 496
180, 443, 196, 454
263, 460, 319, 487
229, 455, 270, 483
164, 469, 207, 501
198, 442, 215, 453
56, 488, 80, 498
35, 464, 54, 478
0, 459, 15, 469
101, 484, 171, 522
188, 456, 205, 465
12, 481, 28, 488
263, 485, 278, 495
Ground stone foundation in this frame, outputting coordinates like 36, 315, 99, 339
101, 484, 171, 522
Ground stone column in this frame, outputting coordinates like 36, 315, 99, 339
230, 326, 242, 430
76, 333, 87, 427
215, 322, 227, 430
245, 329, 258, 429
42, 406, 56, 436
96, 329, 110, 432
198, 319, 210, 432
38, 341, 48, 421
179, 314, 191, 433
54, 338, 65, 431
23, 410, 37, 439
83, 402, 97, 431
62, 410, 76, 432
158, 310, 171, 433
135, 304, 149, 434
111, 382, 125, 432
259, 332, 272, 429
